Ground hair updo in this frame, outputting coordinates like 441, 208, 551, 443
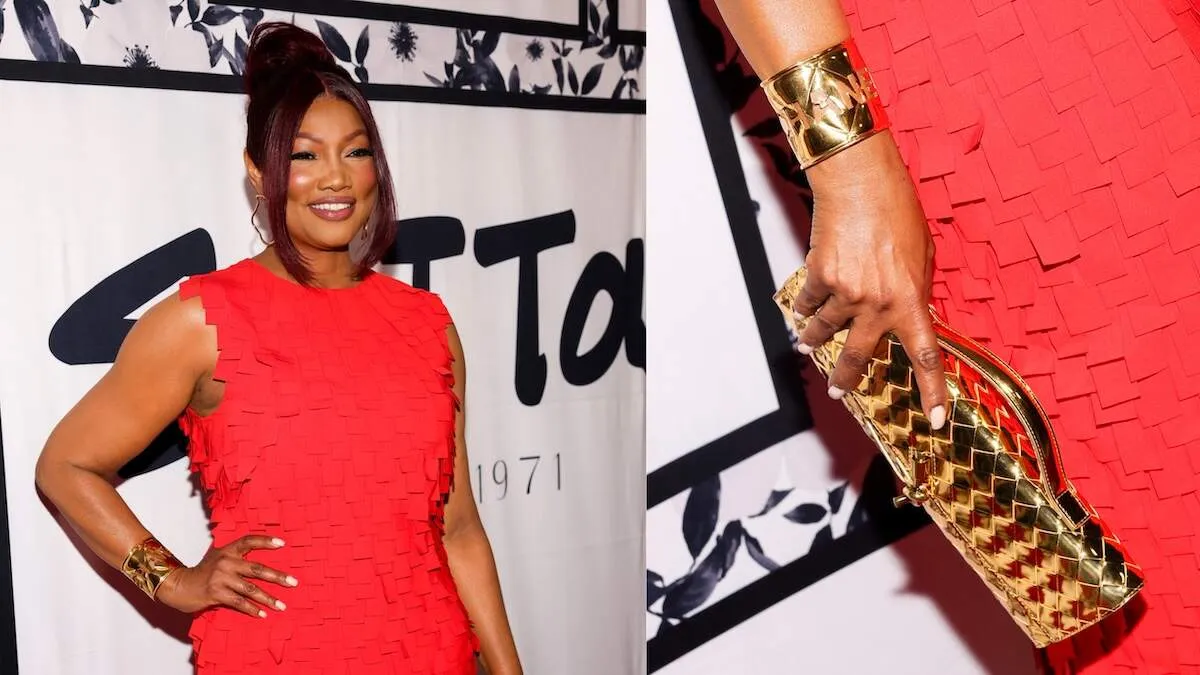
243, 21, 397, 284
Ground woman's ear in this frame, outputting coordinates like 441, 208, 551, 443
244, 149, 264, 196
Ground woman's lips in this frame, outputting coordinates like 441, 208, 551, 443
309, 201, 356, 222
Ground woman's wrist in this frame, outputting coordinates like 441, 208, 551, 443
805, 131, 910, 202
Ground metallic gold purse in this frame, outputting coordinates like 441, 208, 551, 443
773, 267, 1144, 647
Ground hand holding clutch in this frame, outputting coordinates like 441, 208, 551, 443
774, 266, 1144, 647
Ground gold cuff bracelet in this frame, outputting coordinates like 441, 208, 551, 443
120, 536, 183, 600
760, 38, 890, 170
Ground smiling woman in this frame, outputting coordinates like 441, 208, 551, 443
32, 21, 523, 675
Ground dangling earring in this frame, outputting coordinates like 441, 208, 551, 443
251, 194, 269, 246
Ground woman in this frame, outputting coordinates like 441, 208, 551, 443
712, 0, 1197, 673
34, 22, 522, 675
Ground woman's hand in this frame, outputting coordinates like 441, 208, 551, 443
156, 535, 297, 618
796, 133, 950, 429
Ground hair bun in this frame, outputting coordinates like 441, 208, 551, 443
244, 22, 337, 97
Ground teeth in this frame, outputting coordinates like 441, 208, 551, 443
312, 203, 352, 211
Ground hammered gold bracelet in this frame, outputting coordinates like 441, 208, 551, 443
760, 38, 890, 170
120, 536, 183, 600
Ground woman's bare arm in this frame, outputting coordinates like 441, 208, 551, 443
35, 293, 215, 568
713, 0, 951, 427
441, 323, 522, 675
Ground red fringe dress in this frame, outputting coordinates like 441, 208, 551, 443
177, 259, 478, 674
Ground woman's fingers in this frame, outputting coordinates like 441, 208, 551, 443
797, 299, 852, 355
216, 586, 269, 618
893, 310, 950, 430
240, 559, 299, 590
826, 320, 886, 399
791, 271, 832, 319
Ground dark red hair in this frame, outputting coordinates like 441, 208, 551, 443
243, 21, 397, 284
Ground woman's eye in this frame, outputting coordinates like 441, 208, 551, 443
290, 151, 316, 161
348, 148, 374, 158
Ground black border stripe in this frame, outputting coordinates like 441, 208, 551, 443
248, 0, 592, 39
0, 412, 17, 673
647, 411, 807, 509
647, 511, 928, 671
0, 60, 646, 114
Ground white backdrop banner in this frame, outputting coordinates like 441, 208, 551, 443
645, 2, 1039, 674
0, 1, 645, 674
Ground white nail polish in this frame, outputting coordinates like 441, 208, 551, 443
797, 343, 814, 355
828, 386, 845, 400
930, 405, 947, 431
276, 600, 286, 611
258, 610, 266, 619
285, 576, 299, 587
271, 538, 285, 547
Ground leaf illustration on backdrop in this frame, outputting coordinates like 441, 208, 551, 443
661, 521, 743, 619
743, 529, 780, 571
580, 62, 603, 95
354, 25, 368, 64
646, 570, 665, 608
567, 61, 579, 94
186, 0, 198, 23
587, 1, 600, 35
14, 0, 80, 63
475, 30, 499, 59
79, 4, 94, 28
552, 56, 564, 92
354, 65, 368, 83
507, 65, 519, 93
611, 78, 627, 99
0, 0, 6, 46
168, 3, 181, 26
828, 482, 848, 514
314, 19, 351, 63
233, 32, 247, 71
618, 45, 644, 72
810, 523, 833, 552
783, 502, 827, 524
200, 4, 236, 26
240, 7, 262, 34
190, 22, 223, 67
681, 475, 720, 560
750, 488, 792, 517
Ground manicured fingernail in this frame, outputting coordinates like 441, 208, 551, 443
828, 386, 845, 400
275, 600, 286, 611
285, 576, 299, 587
930, 405, 947, 431
792, 310, 808, 322
258, 610, 267, 619
271, 538, 285, 547
796, 342, 813, 355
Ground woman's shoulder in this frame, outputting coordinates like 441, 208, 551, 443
371, 272, 453, 323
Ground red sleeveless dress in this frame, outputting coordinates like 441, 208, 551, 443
842, 0, 1200, 671
176, 259, 477, 674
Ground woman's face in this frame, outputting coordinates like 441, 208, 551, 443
280, 95, 379, 254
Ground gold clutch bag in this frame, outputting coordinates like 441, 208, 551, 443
773, 267, 1144, 647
